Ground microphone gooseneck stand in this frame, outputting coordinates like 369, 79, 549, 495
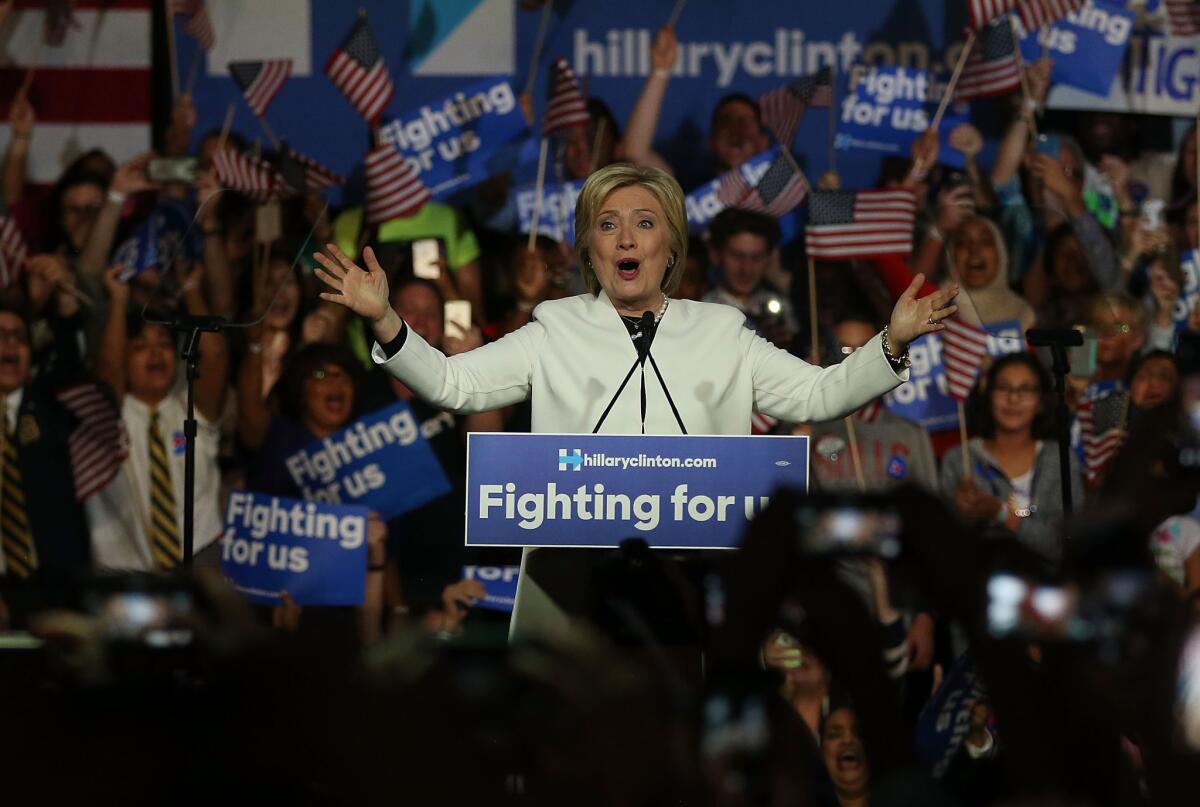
593, 310, 688, 435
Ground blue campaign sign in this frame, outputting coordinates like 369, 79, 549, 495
112, 198, 204, 282
285, 401, 452, 521
465, 433, 809, 549
463, 564, 520, 612
1016, 1, 1134, 97
835, 65, 970, 170
915, 653, 989, 779
221, 491, 368, 606
377, 78, 532, 198
683, 146, 799, 242
885, 320, 1025, 431
515, 178, 584, 245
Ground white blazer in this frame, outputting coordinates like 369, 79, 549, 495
372, 290, 907, 433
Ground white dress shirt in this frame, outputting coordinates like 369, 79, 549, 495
87, 388, 222, 571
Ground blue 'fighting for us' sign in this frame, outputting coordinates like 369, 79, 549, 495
465, 433, 809, 549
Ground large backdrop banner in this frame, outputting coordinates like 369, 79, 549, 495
182, 1, 1185, 203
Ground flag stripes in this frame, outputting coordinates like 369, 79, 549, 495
806, 190, 916, 259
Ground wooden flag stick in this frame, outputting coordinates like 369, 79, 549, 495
590, 117, 607, 175
1010, 16, 1040, 141
523, 1, 554, 98
256, 115, 281, 150
527, 137, 550, 251
957, 399, 971, 480
164, 0, 180, 99
666, 0, 688, 29
845, 415, 867, 491
184, 45, 203, 98
931, 30, 976, 132
807, 256, 820, 365
215, 103, 236, 154
827, 61, 838, 174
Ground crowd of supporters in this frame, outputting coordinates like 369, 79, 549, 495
2, 15, 1200, 807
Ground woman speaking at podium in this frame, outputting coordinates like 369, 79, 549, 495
315, 163, 958, 638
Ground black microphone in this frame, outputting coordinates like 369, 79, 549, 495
1026, 328, 1083, 348
635, 310, 656, 365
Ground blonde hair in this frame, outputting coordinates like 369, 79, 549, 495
1089, 289, 1146, 334
573, 163, 689, 296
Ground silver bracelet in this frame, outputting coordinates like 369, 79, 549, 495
881, 325, 911, 368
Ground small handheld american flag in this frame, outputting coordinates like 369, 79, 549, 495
326, 15, 394, 124
0, 215, 28, 289
1078, 389, 1127, 484
229, 60, 293, 118
212, 148, 282, 203
759, 66, 833, 146
715, 153, 809, 219
173, 0, 215, 51
1166, 0, 1200, 36
955, 17, 1022, 101
278, 145, 346, 195
805, 189, 916, 260
365, 145, 431, 226
55, 383, 129, 502
544, 57, 590, 135
941, 316, 991, 401
968, 0, 1085, 31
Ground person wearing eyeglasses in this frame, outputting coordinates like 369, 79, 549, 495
940, 353, 1083, 569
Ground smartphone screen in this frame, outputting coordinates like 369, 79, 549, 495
1067, 326, 1098, 378
147, 156, 197, 184
1035, 133, 1061, 159
444, 300, 472, 340
412, 238, 441, 279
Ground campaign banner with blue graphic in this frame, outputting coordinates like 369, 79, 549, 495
1016, 1, 1134, 97
683, 146, 799, 241
463, 564, 520, 612
285, 401, 452, 521
515, 178, 585, 244
915, 653, 989, 779
835, 66, 969, 169
376, 78, 532, 198
112, 198, 204, 281
884, 320, 1025, 431
221, 491, 368, 606
465, 433, 809, 548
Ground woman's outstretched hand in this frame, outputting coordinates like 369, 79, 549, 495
887, 273, 959, 355
315, 244, 391, 324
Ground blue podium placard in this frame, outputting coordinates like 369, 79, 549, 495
465, 433, 809, 549
221, 491, 368, 607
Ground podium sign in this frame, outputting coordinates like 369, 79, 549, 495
465, 433, 809, 549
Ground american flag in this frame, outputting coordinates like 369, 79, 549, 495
173, 0, 215, 51
1078, 389, 1127, 483
212, 148, 281, 203
857, 399, 884, 423
55, 383, 129, 501
326, 15, 394, 124
544, 57, 590, 135
0, 215, 28, 289
941, 316, 990, 401
759, 66, 834, 146
229, 60, 293, 118
716, 153, 810, 218
278, 145, 346, 195
968, 0, 1084, 31
365, 145, 431, 226
750, 412, 779, 435
1166, 0, 1200, 36
955, 17, 1022, 101
805, 190, 916, 259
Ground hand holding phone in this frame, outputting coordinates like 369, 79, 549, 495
146, 156, 197, 184
444, 300, 472, 342
412, 238, 441, 279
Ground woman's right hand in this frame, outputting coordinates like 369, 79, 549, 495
315, 244, 391, 324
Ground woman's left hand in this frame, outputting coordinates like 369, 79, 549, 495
887, 273, 959, 354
